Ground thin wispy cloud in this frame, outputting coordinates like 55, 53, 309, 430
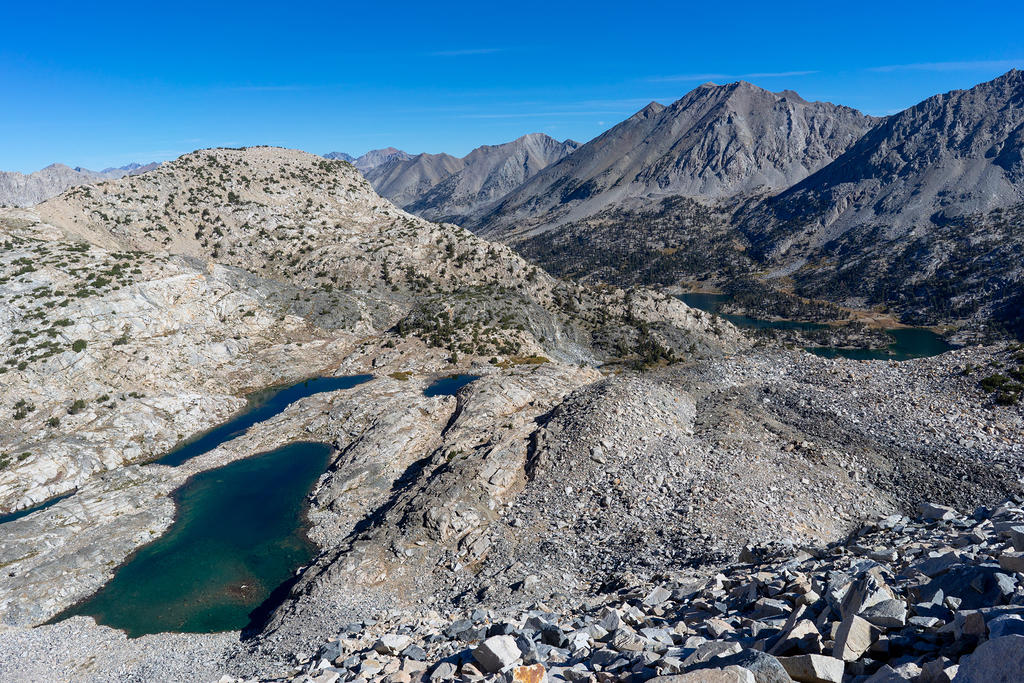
223, 84, 308, 92
459, 110, 630, 119
648, 70, 818, 82
742, 70, 820, 78
429, 48, 503, 57
869, 59, 1022, 73
647, 73, 729, 83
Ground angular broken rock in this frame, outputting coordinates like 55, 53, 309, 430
644, 585, 672, 606
859, 599, 907, 629
777, 654, 844, 683
988, 614, 1024, 639
1008, 526, 1024, 552
840, 571, 894, 620
953, 634, 1024, 682
473, 635, 522, 673
512, 663, 547, 683
694, 649, 793, 683
374, 634, 413, 655
683, 641, 743, 667
769, 620, 821, 656
997, 552, 1024, 573
833, 615, 874, 661
430, 662, 458, 682
610, 628, 649, 652
650, 668, 755, 683
918, 502, 957, 521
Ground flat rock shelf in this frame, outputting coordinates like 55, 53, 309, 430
56, 441, 333, 637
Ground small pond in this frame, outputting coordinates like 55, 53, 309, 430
58, 441, 331, 636
46, 374, 376, 634
0, 490, 77, 526
423, 374, 480, 397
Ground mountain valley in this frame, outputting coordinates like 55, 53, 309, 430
0, 73, 1021, 683
347, 73, 1023, 342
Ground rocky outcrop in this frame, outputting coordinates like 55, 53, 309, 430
0, 211, 355, 512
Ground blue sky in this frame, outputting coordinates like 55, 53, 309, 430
2, 0, 1022, 172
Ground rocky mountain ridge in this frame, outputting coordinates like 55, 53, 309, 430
324, 148, 415, 172
471, 82, 875, 240
380, 134, 581, 224
437, 72, 1024, 338
0, 161, 158, 207
735, 69, 1024, 335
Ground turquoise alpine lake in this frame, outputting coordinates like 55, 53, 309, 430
47, 374, 375, 635
423, 374, 480, 397
156, 374, 373, 467
676, 293, 952, 360
58, 441, 332, 637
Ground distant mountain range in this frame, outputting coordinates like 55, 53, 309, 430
349, 71, 1022, 336
0, 162, 159, 207
325, 134, 580, 222
323, 147, 412, 172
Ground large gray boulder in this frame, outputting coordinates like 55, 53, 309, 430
694, 649, 793, 683
472, 635, 521, 673
954, 635, 1024, 682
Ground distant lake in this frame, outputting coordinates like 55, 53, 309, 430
676, 292, 952, 361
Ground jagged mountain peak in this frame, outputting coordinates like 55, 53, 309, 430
354, 147, 412, 171
754, 68, 1024, 237
734, 69, 1024, 334
472, 82, 875, 237
631, 101, 667, 119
